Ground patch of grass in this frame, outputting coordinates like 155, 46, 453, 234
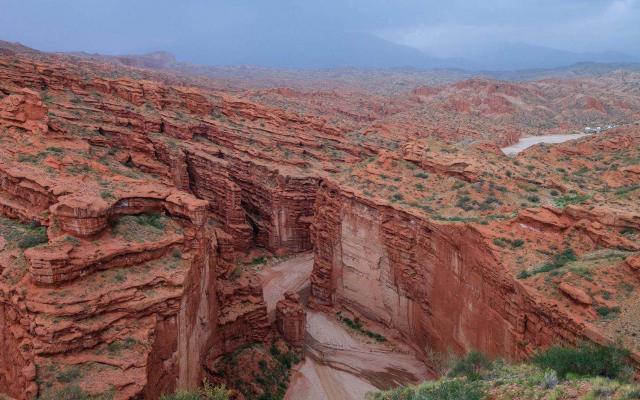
367, 378, 486, 400
533, 342, 631, 380
517, 269, 532, 279
66, 164, 95, 175
554, 193, 590, 208
448, 351, 493, 381
136, 213, 165, 230
615, 185, 640, 196
493, 237, 525, 249
531, 248, 577, 275
18, 225, 48, 249
111, 213, 168, 242
160, 380, 232, 400
112, 271, 127, 284
107, 338, 138, 355
100, 190, 115, 200
56, 366, 82, 383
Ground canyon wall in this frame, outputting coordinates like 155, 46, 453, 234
310, 181, 603, 360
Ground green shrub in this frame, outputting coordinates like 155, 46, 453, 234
137, 213, 165, 230
532, 343, 630, 380
615, 185, 640, 196
492, 238, 507, 248
100, 190, 115, 200
554, 193, 589, 208
250, 256, 266, 266
417, 379, 485, 400
517, 270, 532, 279
532, 248, 576, 275
368, 379, 486, 400
160, 380, 232, 400
448, 351, 492, 381
596, 306, 621, 319
18, 226, 47, 249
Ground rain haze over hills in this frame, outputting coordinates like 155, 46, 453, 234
1, 0, 639, 70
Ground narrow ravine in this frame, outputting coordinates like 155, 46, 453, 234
258, 253, 429, 400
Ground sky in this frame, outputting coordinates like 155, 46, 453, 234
0, 0, 638, 70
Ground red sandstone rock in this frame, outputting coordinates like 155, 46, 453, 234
627, 254, 640, 272
0, 43, 639, 400
275, 291, 306, 348
558, 283, 593, 306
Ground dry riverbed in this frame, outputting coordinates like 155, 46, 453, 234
258, 253, 430, 400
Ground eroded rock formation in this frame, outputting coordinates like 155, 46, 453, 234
1, 40, 640, 399
275, 292, 306, 349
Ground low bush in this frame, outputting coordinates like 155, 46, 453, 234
532, 342, 630, 380
337, 313, 386, 342
18, 225, 48, 249
137, 213, 165, 230
596, 306, 621, 319
554, 193, 589, 208
367, 379, 486, 400
160, 380, 232, 400
448, 351, 493, 381
532, 248, 576, 275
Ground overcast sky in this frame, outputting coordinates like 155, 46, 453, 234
0, 0, 638, 68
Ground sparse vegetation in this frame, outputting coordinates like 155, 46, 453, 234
370, 345, 637, 400
525, 247, 577, 276
554, 192, 590, 208
336, 312, 386, 342
596, 305, 621, 319
160, 380, 232, 400
110, 213, 169, 242
532, 342, 631, 380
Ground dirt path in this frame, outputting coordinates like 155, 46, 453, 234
258, 252, 314, 320
259, 253, 429, 400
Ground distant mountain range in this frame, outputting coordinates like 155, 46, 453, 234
1, 35, 638, 75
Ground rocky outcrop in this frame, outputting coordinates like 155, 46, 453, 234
214, 273, 270, 359
275, 292, 306, 348
0, 193, 217, 399
0, 88, 48, 134
309, 180, 609, 360
558, 283, 593, 306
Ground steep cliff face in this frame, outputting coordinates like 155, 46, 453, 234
310, 181, 611, 361
182, 146, 318, 254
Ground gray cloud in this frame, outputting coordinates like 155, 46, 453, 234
0, 0, 638, 69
